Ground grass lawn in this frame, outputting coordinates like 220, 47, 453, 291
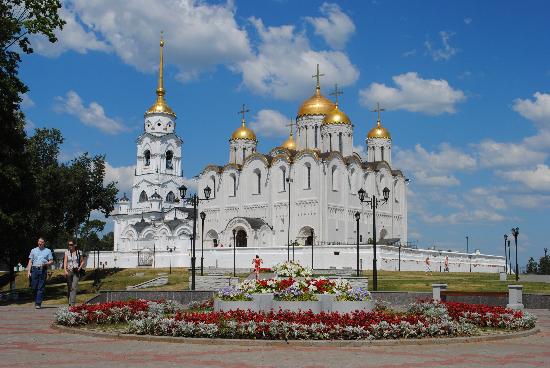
1, 268, 189, 306
360, 270, 550, 294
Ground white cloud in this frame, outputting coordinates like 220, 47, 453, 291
523, 129, 550, 149
503, 164, 550, 191
33, 6, 110, 57
104, 162, 135, 195
54, 90, 127, 134
513, 92, 550, 126
359, 72, 465, 115
305, 3, 355, 49
464, 17, 473, 25
39, 0, 251, 81
424, 31, 459, 61
395, 143, 476, 187
475, 140, 547, 168
24, 118, 36, 133
20, 93, 35, 109
249, 109, 289, 138
239, 17, 359, 100
422, 209, 505, 224
401, 49, 416, 58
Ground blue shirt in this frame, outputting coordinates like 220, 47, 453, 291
29, 247, 53, 267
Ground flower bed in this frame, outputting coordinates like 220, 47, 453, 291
272, 261, 312, 278
54, 299, 536, 340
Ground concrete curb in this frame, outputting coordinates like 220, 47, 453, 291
51, 324, 540, 347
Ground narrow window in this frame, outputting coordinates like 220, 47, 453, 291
232, 175, 236, 196
331, 166, 337, 191
256, 171, 261, 194
139, 191, 148, 202
211, 176, 216, 199
314, 126, 318, 148
281, 167, 286, 191
306, 165, 311, 189
329, 133, 332, 151
242, 147, 246, 162
165, 150, 173, 169
144, 150, 151, 166
338, 133, 343, 153
381, 146, 385, 161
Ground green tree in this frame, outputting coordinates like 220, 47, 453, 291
526, 257, 538, 274
539, 255, 550, 275
0, 0, 64, 288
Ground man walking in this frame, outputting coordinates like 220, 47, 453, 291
26, 238, 53, 309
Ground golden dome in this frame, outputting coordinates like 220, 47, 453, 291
298, 86, 335, 116
281, 133, 296, 150
367, 120, 391, 139
322, 104, 351, 125
231, 120, 257, 141
145, 34, 176, 117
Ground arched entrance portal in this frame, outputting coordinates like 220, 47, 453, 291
236, 229, 247, 247
297, 226, 315, 246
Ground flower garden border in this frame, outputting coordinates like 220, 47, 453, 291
50, 323, 540, 347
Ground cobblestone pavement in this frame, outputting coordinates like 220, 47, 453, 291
1, 306, 549, 368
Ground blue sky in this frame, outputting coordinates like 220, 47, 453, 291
19, 0, 550, 265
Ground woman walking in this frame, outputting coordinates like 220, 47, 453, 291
63, 240, 85, 306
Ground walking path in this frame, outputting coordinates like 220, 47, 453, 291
1, 306, 549, 367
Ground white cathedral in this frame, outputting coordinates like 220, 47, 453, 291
108, 38, 504, 273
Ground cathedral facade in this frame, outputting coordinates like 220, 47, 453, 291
197, 69, 408, 252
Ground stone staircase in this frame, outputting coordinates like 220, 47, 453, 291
126, 276, 169, 290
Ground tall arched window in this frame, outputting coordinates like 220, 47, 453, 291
331, 166, 338, 191
281, 167, 286, 192
230, 174, 236, 196
381, 146, 385, 161
210, 176, 216, 199
139, 190, 148, 202
305, 164, 311, 189
242, 148, 246, 163
254, 169, 261, 194
314, 126, 318, 148
338, 133, 343, 153
165, 150, 173, 169
329, 133, 333, 151
144, 150, 151, 166
165, 191, 175, 202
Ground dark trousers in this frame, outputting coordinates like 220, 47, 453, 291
31, 267, 47, 305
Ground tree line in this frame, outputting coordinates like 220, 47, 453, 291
1, 1, 118, 286
526, 248, 550, 275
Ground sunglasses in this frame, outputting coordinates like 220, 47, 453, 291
68, 243, 74, 246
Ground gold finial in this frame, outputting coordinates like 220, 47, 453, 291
329, 84, 343, 106
238, 103, 250, 124
312, 64, 325, 95
282, 118, 296, 150
371, 102, 385, 126
145, 32, 175, 116
286, 118, 294, 136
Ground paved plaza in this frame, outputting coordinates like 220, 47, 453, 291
0, 306, 549, 367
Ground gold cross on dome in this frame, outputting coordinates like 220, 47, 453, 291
330, 84, 343, 105
371, 102, 385, 121
238, 103, 250, 122
285, 118, 294, 135
312, 64, 325, 88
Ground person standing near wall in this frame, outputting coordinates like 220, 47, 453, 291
63, 240, 85, 306
26, 238, 53, 309
253, 255, 263, 280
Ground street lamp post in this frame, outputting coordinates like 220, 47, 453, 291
504, 234, 508, 273
200, 211, 206, 276
358, 186, 390, 291
178, 184, 212, 291
466, 236, 469, 254
439, 251, 442, 272
285, 176, 293, 261
398, 243, 402, 271
511, 227, 519, 281
166, 245, 175, 274
232, 228, 237, 277
311, 228, 314, 270
469, 255, 472, 273
508, 240, 512, 275
355, 211, 360, 277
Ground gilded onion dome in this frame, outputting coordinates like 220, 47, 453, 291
297, 64, 335, 116
146, 34, 176, 117
367, 120, 391, 139
322, 104, 351, 125
231, 120, 257, 141
281, 119, 296, 150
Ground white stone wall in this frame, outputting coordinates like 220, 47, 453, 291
91, 245, 505, 274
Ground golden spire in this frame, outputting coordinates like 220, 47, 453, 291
297, 64, 335, 116
146, 32, 176, 117
367, 102, 391, 139
281, 118, 296, 150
